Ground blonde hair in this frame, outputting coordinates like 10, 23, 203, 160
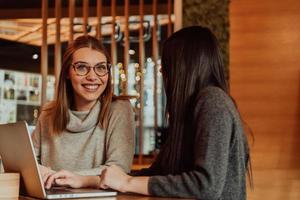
44, 35, 112, 135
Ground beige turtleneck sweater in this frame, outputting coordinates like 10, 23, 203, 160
31, 100, 135, 176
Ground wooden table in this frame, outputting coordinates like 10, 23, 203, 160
19, 194, 194, 200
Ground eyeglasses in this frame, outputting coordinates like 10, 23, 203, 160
71, 62, 110, 77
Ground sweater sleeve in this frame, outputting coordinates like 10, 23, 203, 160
104, 100, 135, 173
148, 95, 234, 199
31, 117, 42, 164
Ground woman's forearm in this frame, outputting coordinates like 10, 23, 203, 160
82, 175, 101, 188
122, 176, 150, 195
99, 165, 150, 195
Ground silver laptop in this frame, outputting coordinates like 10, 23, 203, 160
0, 121, 117, 199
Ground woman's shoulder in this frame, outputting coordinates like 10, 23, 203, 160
110, 98, 133, 113
196, 86, 236, 113
198, 86, 229, 103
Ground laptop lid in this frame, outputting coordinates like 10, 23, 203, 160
0, 121, 117, 199
0, 121, 46, 199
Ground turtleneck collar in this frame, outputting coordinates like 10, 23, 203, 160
66, 101, 101, 133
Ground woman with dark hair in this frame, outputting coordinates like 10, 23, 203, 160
31, 35, 135, 189
50, 26, 251, 199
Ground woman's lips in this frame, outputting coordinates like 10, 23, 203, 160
82, 84, 100, 91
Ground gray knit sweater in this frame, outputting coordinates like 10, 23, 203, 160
136, 86, 248, 200
32, 100, 135, 175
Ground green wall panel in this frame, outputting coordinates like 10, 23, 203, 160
182, 0, 230, 79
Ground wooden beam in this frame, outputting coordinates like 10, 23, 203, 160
83, 0, 89, 35
174, 0, 182, 31
0, 5, 171, 19
41, 0, 48, 106
167, 0, 172, 36
138, 0, 145, 165
152, 0, 158, 144
122, 0, 129, 95
96, 0, 102, 39
69, 0, 75, 43
110, 0, 117, 90
55, 0, 62, 92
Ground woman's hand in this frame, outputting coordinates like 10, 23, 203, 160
45, 170, 100, 189
99, 165, 131, 192
38, 164, 56, 186
45, 170, 86, 189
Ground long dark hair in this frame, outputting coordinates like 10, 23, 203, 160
45, 35, 112, 135
156, 26, 251, 182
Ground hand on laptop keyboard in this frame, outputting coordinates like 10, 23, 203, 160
39, 164, 56, 186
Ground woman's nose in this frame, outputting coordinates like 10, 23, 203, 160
85, 68, 98, 80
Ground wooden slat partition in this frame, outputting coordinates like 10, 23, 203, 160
138, 0, 145, 164
96, 0, 102, 40
55, 0, 61, 91
152, 0, 158, 137
0, 4, 172, 19
68, 0, 75, 43
167, 0, 172, 36
122, 0, 129, 95
173, 0, 182, 31
37, 0, 176, 167
110, 0, 117, 88
41, 0, 48, 106
83, 0, 89, 35
230, 0, 300, 199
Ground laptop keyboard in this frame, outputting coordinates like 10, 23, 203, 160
47, 187, 74, 194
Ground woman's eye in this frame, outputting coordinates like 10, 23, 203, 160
96, 65, 107, 71
77, 64, 87, 71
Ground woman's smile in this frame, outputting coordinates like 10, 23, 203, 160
81, 83, 101, 91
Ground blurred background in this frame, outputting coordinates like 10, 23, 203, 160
0, 0, 299, 199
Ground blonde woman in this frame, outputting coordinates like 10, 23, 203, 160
32, 35, 135, 189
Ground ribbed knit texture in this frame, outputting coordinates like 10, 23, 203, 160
135, 87, 248, 200
32, 100, 135, 175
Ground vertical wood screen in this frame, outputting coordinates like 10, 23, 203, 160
110, 0, 116, 89
41, 0, 48, 106
68, 0, 75, 43
83, 0, 89, 35
123, 0, 129, 95
138, 0, 145, 164
167, 0, 172, 36
152, 0, 159, 146
41, 0, 175, 165
96, 0, 102, 40
55, 0, 61, 91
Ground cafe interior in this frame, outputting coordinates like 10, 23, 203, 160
0, 0, 300, 199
